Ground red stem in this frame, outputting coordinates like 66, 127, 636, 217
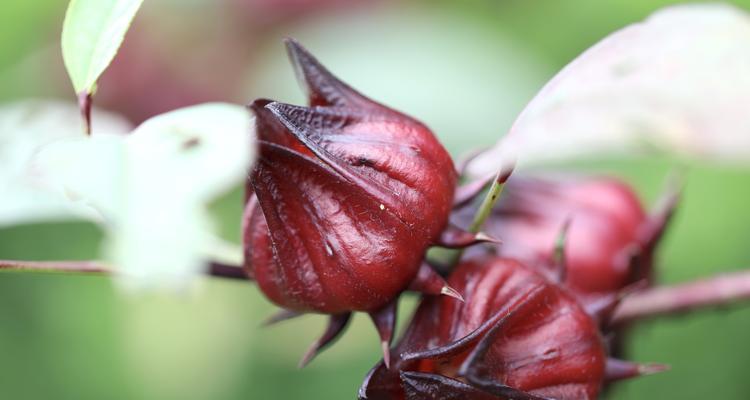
78, 92, 92, 136
613, 270, 750, 324
0, 259, 248, 281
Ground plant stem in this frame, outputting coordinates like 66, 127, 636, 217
0, 259, 248, 281
207, 261, 248, 280
613, 270, 750, 324
466, 169, 512, 234
0, 259, 106, 273
78, 91, 92, 136
441, 168, 513, 272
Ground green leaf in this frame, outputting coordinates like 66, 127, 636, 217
61, 0, 144, 94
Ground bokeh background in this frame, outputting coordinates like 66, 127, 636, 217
2, 0, 750, 399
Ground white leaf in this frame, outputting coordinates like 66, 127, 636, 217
470, 3, 750, 175
35, 103, 254, 289
0, 99, 130, 226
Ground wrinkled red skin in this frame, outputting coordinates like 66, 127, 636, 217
243, 40, 457, 314
456, 176, 661, 306
360, 257, 606, 400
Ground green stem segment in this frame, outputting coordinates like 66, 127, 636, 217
0, 259, 105, 274
0, 259, 248, 280
466, 169, 512, 234
443, 168, 513, 271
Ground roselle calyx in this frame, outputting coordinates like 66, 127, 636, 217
454, 175, 679, 309
360, 256, 665, 400
243, 39, 485, 367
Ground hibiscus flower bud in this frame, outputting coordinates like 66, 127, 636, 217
360, 257, 665, 400
243, 39, 484, 367
454, 175, 679, 310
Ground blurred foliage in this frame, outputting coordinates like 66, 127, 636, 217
2, 0, 750, 399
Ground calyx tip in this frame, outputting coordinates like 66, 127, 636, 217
440, 285, 465, 302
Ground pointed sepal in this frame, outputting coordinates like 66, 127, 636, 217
605, 358, 669, 382
639, 171, 683, 252
402, 284, 546, 365
298, 313, 352, 368
262, 101, 405, 217
408, 263, 464, 302
262, 309, 302, 327
369, 300, 398, 369
435, 225, 501, 249
284, 38, 378, 109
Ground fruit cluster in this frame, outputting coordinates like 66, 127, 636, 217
243, 40, 677, 399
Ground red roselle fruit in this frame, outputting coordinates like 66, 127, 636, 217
455, 175, 679, 309
359, 257, 664, 400
243, 39, 491, 367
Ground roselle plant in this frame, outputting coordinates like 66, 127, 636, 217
3, 2, 750, 400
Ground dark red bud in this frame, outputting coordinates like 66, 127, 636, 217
360, 257, 608, 400
455, 176, 678, 308
242, 40, 460, 365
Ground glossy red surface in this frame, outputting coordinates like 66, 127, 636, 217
361, 257, 606, 400
466, 176, 652, 304
243, 40, 457, 313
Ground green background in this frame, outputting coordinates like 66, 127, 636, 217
2, 1, 750, 399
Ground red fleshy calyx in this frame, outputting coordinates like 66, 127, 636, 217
454, 175, 679, 308
360, 257, 665, 400
242, 39, 488, 366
